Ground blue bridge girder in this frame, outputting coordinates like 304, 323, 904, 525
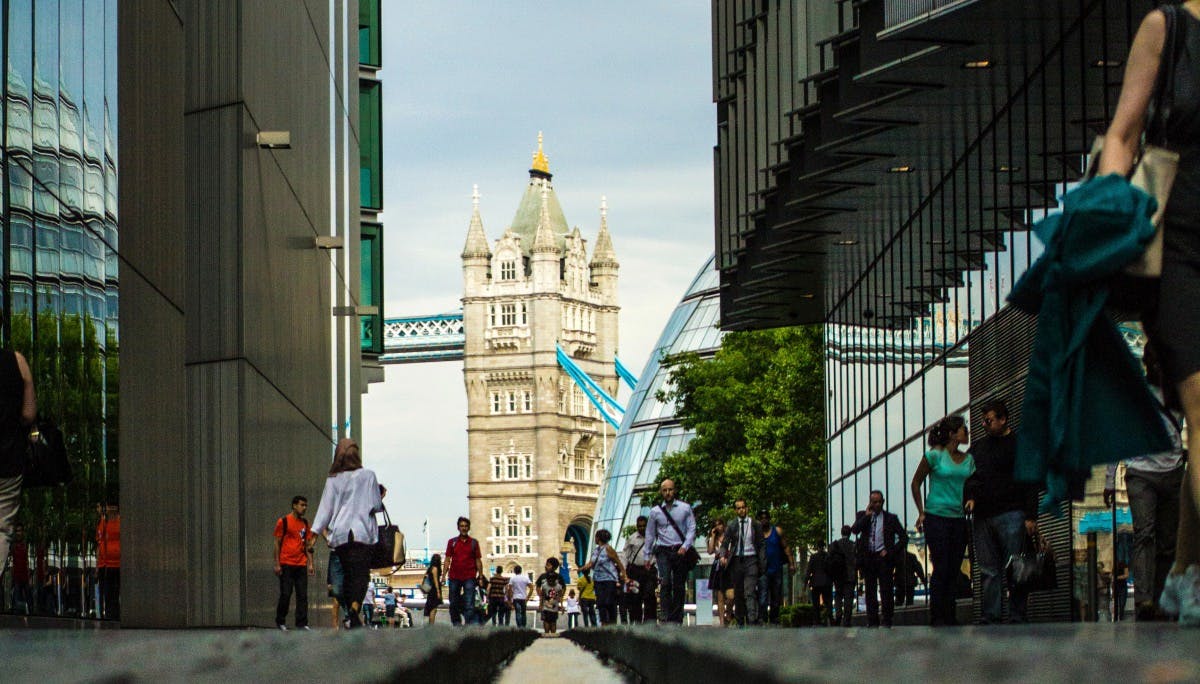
381, 311, 465, 364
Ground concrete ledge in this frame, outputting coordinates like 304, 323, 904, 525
565, 624, 1200, 682
1, 626, 537, 683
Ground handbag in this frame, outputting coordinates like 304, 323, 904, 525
1084, 4, 1181, 277
369, 505, 406, 570
23, 420, 71, 488
659, 503, 700, 572
1006, 530, 1057, 593
419, 572, 434, 595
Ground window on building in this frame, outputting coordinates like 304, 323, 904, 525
494, 544, 501, 556
574, 455, 585, 481
523, 455, 532, 479
489, 305, 496, 327
507, 390, 517, 413
520, 302, 528, 325
501, 303, 517, 325
359, 80, 382, 210
507, 456, 520, 480
522, 506, 532, 520
507, 542, 519, 554
522, 390, 532, 412
524, 541, 532, 554
500, 261, 516, 280
358, 0, 381, 67
492, 507, 501, 521
491, 392, 502, 414
507, 520, 519, 537
359, 223, 383, 354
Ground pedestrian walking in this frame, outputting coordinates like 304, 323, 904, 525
621, 515, 656, 623
0, 349, 35, 590
423, 553, 443, 625
643, 478, 697, 623
963, 400, 1039, 624
273, 495, 314, 630
912, 415, 975, 626
804, 540, 834, 625
756, 509, 796, 624
851, 493, 907, 627
506, 564, 531, 628
1098, 0, 1200, 627
96, 502, 120, 620
576, 568, 597, 626
443, 516, 486, 625
719, 499, 764, 626
537, 557, 566, 635
894, 550, 926, 608
828, 525, 857, 626
310, 438, 384, 629
565, 589, 581, 628
487, 565, 510, 625
580, 528, 626, 625
706, 517, 734, 626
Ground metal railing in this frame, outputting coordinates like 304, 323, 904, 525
883, 0, 976, 29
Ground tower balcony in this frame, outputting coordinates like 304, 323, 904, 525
560, 329, 596, 355
484, 325, 530, 350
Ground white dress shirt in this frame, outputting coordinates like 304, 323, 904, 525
311, 468, 383, 548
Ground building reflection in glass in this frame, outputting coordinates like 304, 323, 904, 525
2, 0, 119, 620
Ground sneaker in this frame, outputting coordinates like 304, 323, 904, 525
1177, 566, 1200, 627
1160, 566, 1197, 616
300, 626, 311, 631
1134, 601, 1158, 621
277, 624, 288, 631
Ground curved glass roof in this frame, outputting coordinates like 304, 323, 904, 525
592, 255, 723, 549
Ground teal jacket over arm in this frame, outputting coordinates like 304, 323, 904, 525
1008, 174, 1173, 513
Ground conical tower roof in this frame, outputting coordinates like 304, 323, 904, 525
532, 184, 560, 254
461, 184, 491, 258
510, 133, 568, 253
590, 196, 617, 267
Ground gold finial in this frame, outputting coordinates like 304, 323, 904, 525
531, 131, 550, 174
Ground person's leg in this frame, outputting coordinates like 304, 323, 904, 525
729, 559, 747, 625
293, 567, 308, 628
1152, 467, 1184, 609
447, 579, 463, 625
924, 514, 949, 625
769, 572, 783, 624
863, 558, 880, 626
276, 569, 293, 627
655, 550, 672, 622
946, 517, 969, 625
989, 511, 1030, 622
582, 598, 596, 626
463, 578, 480, 624
1126, 471, 1158, 611
0, 476, 20, 575
838, 581, 854, 626
337, 544, 370, 628
514, 598, 526, 628
973, 514, 1004, 623
879, 559, 896, 626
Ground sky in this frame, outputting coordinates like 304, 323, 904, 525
361, 3, 715, 558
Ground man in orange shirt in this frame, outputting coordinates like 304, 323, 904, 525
97, 502, 120, 619
274, 495, 315, 630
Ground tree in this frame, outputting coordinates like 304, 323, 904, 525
654, 326, 826, 548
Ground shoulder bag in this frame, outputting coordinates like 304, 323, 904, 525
1085, 3, 1182, 277
369, 504, 406, 571
23, 420, 71, 488
659, 504, 700, 572
1006, 530, 1057, 593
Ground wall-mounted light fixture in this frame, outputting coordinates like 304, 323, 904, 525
833, 239, 858, 246
314, 236, 344, 249
888, 165, 915, 173
332, 305, 379, 316
962, 60, 992, 69
256, 131, 291, 149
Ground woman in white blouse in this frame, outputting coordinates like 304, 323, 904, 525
311, 438, 383, 629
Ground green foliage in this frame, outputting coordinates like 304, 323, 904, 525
654, 326, 826, 548
778, 602, 819, 627
14, 310, 117, 558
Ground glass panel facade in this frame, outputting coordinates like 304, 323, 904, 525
358, 79, 382, 211
593, 256, 722, 549
357, 0, 380, 68
3, 0, 120, 620
359, 222, 383, 354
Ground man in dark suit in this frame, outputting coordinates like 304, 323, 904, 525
851, 490, 907, 627
719, 498, 765, 625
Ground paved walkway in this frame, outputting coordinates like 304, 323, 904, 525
496, 634, 624, 684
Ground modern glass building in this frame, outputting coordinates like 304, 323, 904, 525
593, 256, 723, 549
713, 0, 1157, 621
1, 0, 120, 619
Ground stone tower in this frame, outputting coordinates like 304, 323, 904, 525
461, 134, 620, 573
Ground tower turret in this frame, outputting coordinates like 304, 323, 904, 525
590, 196, 619, 302
462, 184, 491, 295
531, 184, 561, 292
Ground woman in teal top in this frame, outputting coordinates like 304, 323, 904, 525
911, 415, 975, 626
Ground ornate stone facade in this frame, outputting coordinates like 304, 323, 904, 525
461, 136, 619, 572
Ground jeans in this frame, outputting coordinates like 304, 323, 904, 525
758, 570, 783, 624
512, 598, 527, 627
731, 556, 760, 625
488, 597, 509, 625
335, 542, 371, 628
1127, 466, 1183, 610
924, 514, 968, 626
862, 553, 895, 626
594, 580, 619, 625
0, 476, 20, 579
580, 598, 597, 626
972, 509, 1029, 623
275, 564, 309, 627
655, 547, 688, 623
448, 578, 480, 625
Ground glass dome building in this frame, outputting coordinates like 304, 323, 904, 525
592, 256, 723, 549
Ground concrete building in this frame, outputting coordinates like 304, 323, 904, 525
461, 137, 619, 570
118, 1, 378, 626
